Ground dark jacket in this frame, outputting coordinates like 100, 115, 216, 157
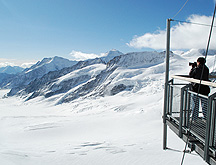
189, 64, 210, 96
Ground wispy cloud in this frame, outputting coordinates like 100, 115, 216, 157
0, 58, 36, 68
127, 15, 216, 50
69, 50, 105, 61
20, 62, 35, 68
0, 62, 15, 67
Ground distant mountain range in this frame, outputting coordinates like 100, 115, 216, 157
0, 66, 24, 87
0, 56, 78, 89
2, 49, 212, 105
1, 49, 168, 104
0, 66, 24, 74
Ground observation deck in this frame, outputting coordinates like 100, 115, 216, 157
163, 75, 216, 164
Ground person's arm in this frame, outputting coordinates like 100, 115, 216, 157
189, 68, 196, 78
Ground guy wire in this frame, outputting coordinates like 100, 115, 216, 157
172, 19, 216, 27
172, 0, 189, 19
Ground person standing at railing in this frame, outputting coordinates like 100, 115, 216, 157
189, 57, 210, 121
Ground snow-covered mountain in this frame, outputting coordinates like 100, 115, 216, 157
0, 56, 77, 89
0, 51, 124, 90
0, 66, 24, 87
106, 51, 167, 68
0, 66, 24, 74
23, 56, 77, 74
6, 51, 170, 104
7, 58, 105, 97
4, 49, 216, 105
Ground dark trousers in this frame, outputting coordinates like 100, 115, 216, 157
191, 94, 208, 120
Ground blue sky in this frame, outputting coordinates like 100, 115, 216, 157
0, 0, 215, 66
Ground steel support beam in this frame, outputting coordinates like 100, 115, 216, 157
163, 18, 171, 150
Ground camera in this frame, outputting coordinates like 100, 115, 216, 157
189, 62, 197, 68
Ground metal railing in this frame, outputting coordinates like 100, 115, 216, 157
165, 76, 216, 164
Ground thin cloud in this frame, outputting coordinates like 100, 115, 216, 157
0, 62, 15, 67
21, 62, 35, 68
0, 58, 36, 68
69, 50, 105, 61
127, 15, 216, 50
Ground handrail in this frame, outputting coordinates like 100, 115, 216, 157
171, 75, 216, 88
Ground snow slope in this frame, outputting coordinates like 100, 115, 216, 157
0, 49, 213, 165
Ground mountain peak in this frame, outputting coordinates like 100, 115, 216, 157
24, 56, 77, 73
52, 56, 65, 61
107, 49, 123, 54
109, 49, 118, 52
101, 49, 124, 63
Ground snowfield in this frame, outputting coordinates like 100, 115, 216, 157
0, 49, 211, 165
0, 89, 207, 165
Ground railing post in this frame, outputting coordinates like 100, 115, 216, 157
183, 87, 189, 127
210, 99, 216, 148
179, 86, 187, 137
163, 18, 171, 150
169, 81, 174, 115
204, 95, 214, 162
186, 92, 191, 127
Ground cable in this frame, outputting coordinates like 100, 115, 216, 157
180, 3, 216, 165
172, 19, 216, 27
172, 0, 189, 19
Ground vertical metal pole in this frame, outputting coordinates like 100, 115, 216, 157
186, 92, 191, 127
169, 84, 174, 115
183, 85, 189, 127
210, 100, 216, 148
204, 96, 213, 162
183, 89, 188, 127
179, 86, 187, 137
163, 18, 171, 150
179, 88, 184, 138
